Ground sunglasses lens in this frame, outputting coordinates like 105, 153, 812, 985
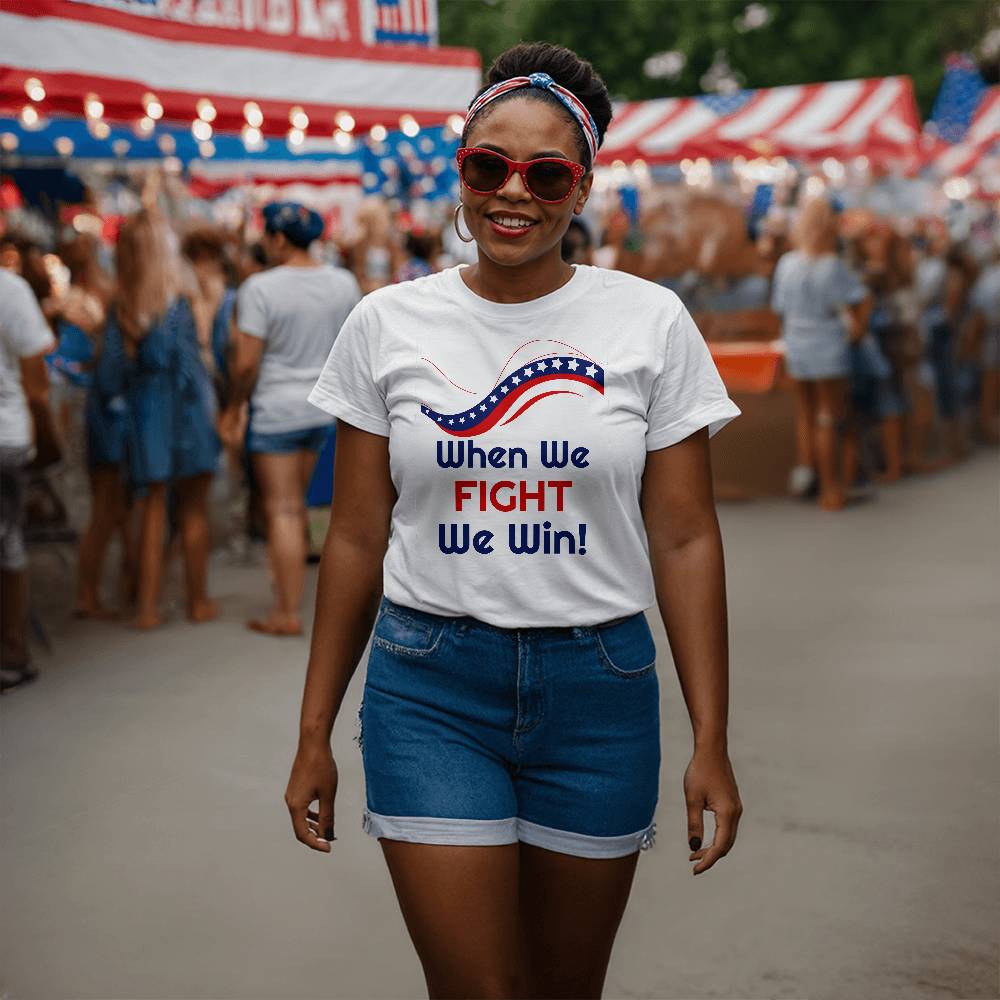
525, 161, 576, 201
461, 151, 509, 192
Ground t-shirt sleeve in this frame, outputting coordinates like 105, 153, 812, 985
645, 301, 742, 451
235, 276, 268, 340
1, 275, 55, 358
307, 295, 389, 437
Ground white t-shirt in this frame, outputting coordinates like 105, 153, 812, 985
236, 264, 362, 434
0, 270, 56, 450
308, 263, 740, 627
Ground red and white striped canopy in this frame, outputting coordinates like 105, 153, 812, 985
0, 0, 480, 137
597, 76, 921, 166
924, 86, 1000, 176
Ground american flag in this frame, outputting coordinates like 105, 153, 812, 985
422, 356, 605, 437
369, 0, 437, 46
924, 54, 1000, 177
598, 76, 920, 165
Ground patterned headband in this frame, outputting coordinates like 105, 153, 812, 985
463, 71, 600, 165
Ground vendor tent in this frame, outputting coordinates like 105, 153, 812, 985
598, 76, 920, 166
0, 0, 479, 137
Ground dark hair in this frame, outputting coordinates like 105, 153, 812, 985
181, 224, 228, 263
461, 42, 613, 171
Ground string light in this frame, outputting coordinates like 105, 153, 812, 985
369, 123, 387, 142
198, 140, 216, 158
88, 120, 111, 140
335, 110, 355, 133
54, 137, 74, 156
244, 102, 263, 128
447, 114, 464, 135
1, 132, 20, 152
19, 105, 40, 129
24, 77, 45, 102
289, 106, 309, 130
143, 93, 163, 120
287, 127, 305, 147
196, 98, 217, 123
84, 93, 104, 119
242, 125, 263, 150
135, 116, 156, 137
192, 119, 213, 141
399, 113, 419, 137
112, 139, 131, 157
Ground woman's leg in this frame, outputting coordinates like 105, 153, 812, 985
813, 378, 848, 510
175, 472, 217, 622
249, 451, 310, 634
792, 379, 816, 470
378, 841, 524, 999
74, 466, 126, 618
134, 482, 167, 629
518, 842, 642, 999
979, 367, 1000, 444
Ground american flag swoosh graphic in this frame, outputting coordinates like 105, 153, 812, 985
422, 356, 605, 437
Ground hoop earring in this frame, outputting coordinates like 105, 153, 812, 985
453, 203, 475, 244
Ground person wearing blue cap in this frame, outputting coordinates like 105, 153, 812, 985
220, 200, 362, 636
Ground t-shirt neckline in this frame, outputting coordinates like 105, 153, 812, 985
449, 263, 590, 319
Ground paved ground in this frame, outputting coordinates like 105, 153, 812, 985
2, 451, 998, 1000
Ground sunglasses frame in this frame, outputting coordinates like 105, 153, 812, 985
456, 146, 587, 205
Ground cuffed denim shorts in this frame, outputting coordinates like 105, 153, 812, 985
355, 597, 661, 859
245, 422, 331, 454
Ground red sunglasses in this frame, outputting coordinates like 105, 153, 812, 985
456, 146, 587, 204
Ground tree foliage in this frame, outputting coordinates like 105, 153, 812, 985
439, 0, 997, 116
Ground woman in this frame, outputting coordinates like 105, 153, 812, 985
220, 202, 362, 636
286, 43, 744, 998
771, 196, 870, 510
97, 208, 220, 628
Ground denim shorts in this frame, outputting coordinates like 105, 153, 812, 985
245, 423, 331, 454
356, 597, 661, 859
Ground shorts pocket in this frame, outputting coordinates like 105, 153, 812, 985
595, 613, 657, 678
372, 605, 445, 657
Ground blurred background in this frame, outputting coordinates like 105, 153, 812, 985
1, 2, 998, 998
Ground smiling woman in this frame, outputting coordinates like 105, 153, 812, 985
288, 39, 744, 1000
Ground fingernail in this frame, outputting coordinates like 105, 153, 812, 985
689, 836, 701, 851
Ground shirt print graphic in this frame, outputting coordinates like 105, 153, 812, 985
419, 339, 606, 560
419, 338, 605, 436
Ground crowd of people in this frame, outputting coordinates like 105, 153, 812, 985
0, 170, 997, 691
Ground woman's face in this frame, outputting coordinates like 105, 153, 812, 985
461, 95, 593, 267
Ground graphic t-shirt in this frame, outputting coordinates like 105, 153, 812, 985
308, 263, 740, 627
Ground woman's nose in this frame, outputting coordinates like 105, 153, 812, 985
496, 168, 532, 201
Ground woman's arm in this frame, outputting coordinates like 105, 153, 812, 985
640, 427, 743, 875
285, 421, 396, 853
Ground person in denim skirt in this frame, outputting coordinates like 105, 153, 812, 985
285, 42, 744, 999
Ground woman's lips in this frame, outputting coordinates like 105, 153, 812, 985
487, 216, 538, 239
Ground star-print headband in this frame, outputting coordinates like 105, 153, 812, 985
463, 71, 600, 165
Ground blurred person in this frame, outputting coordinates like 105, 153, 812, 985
47, 235, 135, 618
346, 198, 404, 294
287, 42, 743, 999
220, 201, 361, 636
394, 227, 438, 283
913, 220, 968, 462
181, 224, 236, 406
963, 242, 1000, 444
771, 196, 869, 510
561, 216, 594, 264
0, 267, 56, 691
97, 208, 220, 629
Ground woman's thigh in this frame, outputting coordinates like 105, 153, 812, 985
379, 840, 523, 999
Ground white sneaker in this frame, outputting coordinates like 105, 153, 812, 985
788, 464, 816, 497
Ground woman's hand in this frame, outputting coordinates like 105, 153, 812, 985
217, 403, 246, 449
285, 739, 339, 853
684, 744, 743, 875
